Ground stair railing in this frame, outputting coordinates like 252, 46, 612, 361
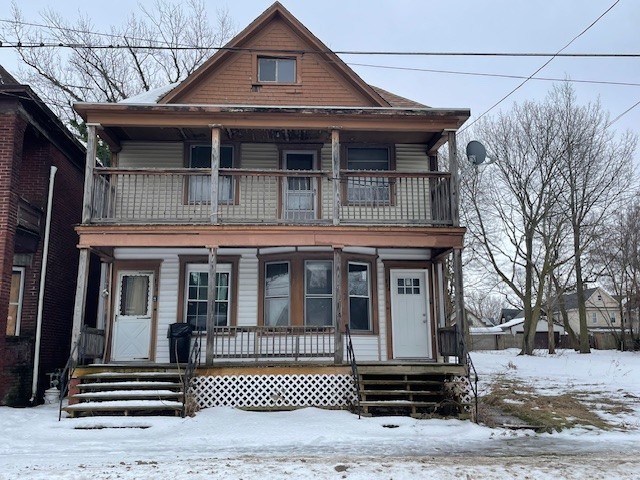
181, 332, 202, 418
345, 325, 361, 418
459, 333, 478, 423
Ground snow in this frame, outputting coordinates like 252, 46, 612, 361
118, 83, 179, 104
1, 349, 639, 479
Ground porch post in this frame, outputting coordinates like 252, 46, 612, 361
448, 130, 466, 364
333, 246, 343, 364
70, 248, 90, 359
82, 124, 98, 223
210, 125, 221, 224
331, 128, 341, 225
205, 246, 218, 365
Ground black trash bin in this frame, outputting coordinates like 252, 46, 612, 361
167, 323, 193, 363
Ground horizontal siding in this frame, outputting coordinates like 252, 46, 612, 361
118, 142, 183, 167
395, 144, 430, 172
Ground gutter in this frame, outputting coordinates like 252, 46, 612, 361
30, 166, 57, 404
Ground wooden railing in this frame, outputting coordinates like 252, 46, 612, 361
90, 168, 453, 226
206, 325, 335, 360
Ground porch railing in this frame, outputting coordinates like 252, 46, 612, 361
90, 168, 452, 226
206, 325, 335, 360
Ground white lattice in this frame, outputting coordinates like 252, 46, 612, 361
444, 375, 473, 412
192, 374, 356, 409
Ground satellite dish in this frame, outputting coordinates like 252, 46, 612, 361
466, 140, 487, 165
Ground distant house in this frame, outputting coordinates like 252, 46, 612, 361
554, 287, 620, 334
0, 66, 89, 405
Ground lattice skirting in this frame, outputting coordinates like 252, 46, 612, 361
191, 374, 357, 409
444, 375, 474, 414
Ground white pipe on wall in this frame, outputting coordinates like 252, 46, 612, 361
30, 165, 57, 404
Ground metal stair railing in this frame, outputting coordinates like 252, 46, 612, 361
345, 325, 361, 419
181, 332, 202, 418
458, 331, 479, 423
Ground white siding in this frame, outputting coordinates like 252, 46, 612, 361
118, 142, 183, 167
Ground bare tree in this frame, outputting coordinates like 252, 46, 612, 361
553, 83, 637, 353
1, 0, 234, 126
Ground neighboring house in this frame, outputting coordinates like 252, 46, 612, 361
555, 287, 620, 334
66, 2, 471, 417
0, 66, 88, 405
469, 311, 563, 351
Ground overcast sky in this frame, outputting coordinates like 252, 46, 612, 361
1, 0, 638, 148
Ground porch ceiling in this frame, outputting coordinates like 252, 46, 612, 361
75, 224, 466, 250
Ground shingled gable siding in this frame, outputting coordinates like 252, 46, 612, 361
177, 18, 375, 107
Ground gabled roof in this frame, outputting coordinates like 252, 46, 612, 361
161, 2, 389, 107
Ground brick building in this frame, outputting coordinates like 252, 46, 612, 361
0, 66, 87, 405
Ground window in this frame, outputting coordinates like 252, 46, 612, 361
610, 314, 616, 324
348, 262, 372, 331
258, 57, 296, 83
591, 312, 597, 324
7, 267, 25, 336
184, 264, 231, 331
188, 145, 234, 203
264, 262, 290, 326
346, 147, 391, 204
305, 260, 333, 326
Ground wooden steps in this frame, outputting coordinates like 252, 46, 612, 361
357, 366, 463, 417
63, 368, 186, 418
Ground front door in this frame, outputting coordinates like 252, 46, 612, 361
111, 271, 154, 361
390, 270, 431, 359
283, 151, 316, 220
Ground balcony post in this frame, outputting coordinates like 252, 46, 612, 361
70, 247, 90, 360
331, 128, 341, 225
82, 123, 98, 223
210, 125, 221, 224
333, 246, 343, 364
447, 129, 467, 364
205, 245, 218, 365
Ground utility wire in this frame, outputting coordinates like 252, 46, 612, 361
460, 0, 621, 133
607, 100, 640, 127
348, 62, 640, 88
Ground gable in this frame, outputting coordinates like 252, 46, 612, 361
162, 3, 389, 108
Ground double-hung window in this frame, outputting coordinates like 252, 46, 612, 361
6, 267, 25, 336
264, 262, 290, 326
188, 145, 234, 203
184, 264, 231, 332
346, 147, 391, 204
348, 262, 372, 331
304, 260, 333, 326
258, 57, 296, 83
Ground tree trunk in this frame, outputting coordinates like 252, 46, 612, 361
574, 229, 591, 353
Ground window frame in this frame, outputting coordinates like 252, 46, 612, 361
257, 56, 297, 84
264, 260, 291, 327
177, 255, 239, 334
304, 259, 333, 327
183, 263, 232, 332
184, 143, 238, 205
6, 267, 25, 336
341, 144, 396, 206
347, 261, 373, 333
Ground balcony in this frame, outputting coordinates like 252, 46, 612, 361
91, 168, 453, 226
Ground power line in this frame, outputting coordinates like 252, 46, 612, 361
607, 100, 640, 127
460, 0, 621, 133
348, 62, 640, 88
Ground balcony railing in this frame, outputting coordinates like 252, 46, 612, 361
91, 168, 452, 226
205, 325, 335, 360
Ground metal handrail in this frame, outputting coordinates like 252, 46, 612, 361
459, 332, 479, 423
181, 333, 202, 418
345, 325, 361, 418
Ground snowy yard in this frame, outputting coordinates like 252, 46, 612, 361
1, 349, 639, 479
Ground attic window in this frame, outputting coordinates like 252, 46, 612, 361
258, 57, 296, 83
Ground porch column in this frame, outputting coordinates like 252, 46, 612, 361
82, 124, 98, 223
333, 246, 343, 364
205, 246, 218, 365
210, 125, 221, 224
448, 130, 466, 364
70, 248, 90, 359
331, 128, 341, 225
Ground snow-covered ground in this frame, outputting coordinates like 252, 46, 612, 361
0, 349, 639, 479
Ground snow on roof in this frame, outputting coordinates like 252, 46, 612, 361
119, 82, 179, 104
469, 326, 505, 335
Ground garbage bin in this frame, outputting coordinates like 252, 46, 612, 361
167, 323, 193, 363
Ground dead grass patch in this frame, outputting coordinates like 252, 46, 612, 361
480, 377, 620, 432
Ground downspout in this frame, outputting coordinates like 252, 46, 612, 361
30, 165, 57, 404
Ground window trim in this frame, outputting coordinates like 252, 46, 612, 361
183, 142, 239, 205
304, 259, 333, 327
346, 261, 373, 333
184, 263, 232, 332
341, 144, 396, 206
253, 54, 300, 85
177, 255, 239, 333
7, 267, 25, 336
264, 260, 291, 327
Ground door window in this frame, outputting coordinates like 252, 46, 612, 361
119, 275, 150, 316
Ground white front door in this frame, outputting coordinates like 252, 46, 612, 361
390, 270, 431, 359
283, 151, 316, 220
111, 271, 154, 361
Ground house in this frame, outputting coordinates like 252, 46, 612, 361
554, 287, 620, 334
65, 2, 472, 417
0, 66, 91, 405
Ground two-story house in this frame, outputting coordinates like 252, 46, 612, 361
0, 66, 90, 405
64, 2, 471, 418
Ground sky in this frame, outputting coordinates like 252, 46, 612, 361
0, 0, 638, 144
1, 349, 639, 479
